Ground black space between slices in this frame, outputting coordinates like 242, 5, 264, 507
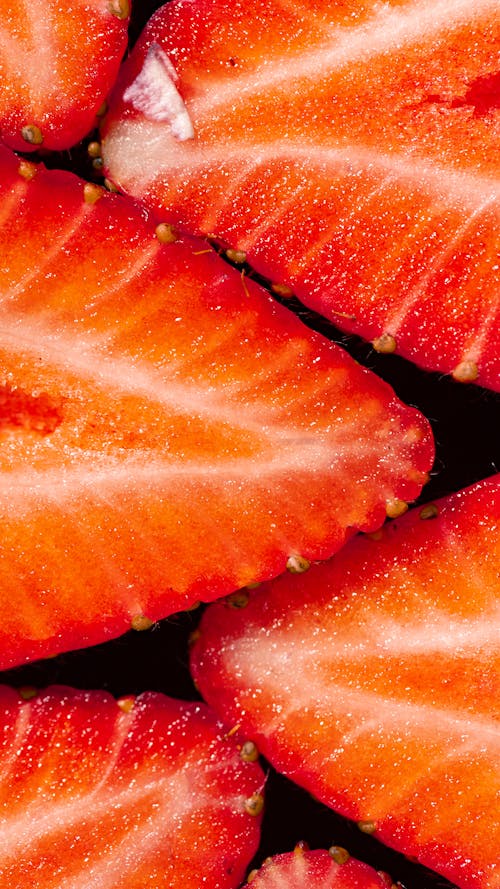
3, 2, 500, 889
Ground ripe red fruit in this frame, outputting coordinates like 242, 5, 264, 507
0, 144, 433, 670
0, 0, 130, 152
191, 474, 500, 889
101, 0, 500, 390
0, 685, 264, 887
245, 845, 398, 889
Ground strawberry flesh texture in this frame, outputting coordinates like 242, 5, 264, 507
0, 0, 130, 152
101, 0, 500, 390
0, 685, 263, 887
0, 144, 433, 670
191, 474, 500, 889
246, 847, 397, 889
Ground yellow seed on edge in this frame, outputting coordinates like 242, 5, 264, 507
83, 182, 104, 205
108, 0, 130, 19
225, 247, 247, 264
373, 333, 397, 354
21, 124, 43, 145
328, 846, 350, 865
358, 820, 377, 834
18, 686, 37, 701
131, 614, 154, 631
271, 283, 294, 298
188, 629, 201, 648
385, 499, 408, 519
286, 554, 311, 574
87, 141, 102, 159
155, 222, 178, 244
117, 696, 135, 713
103, 177, 119, 193
226, 590, 250, 609
244, 792, 264, 817
419, 503, 439, 520
18, 159, 38, 181
453, 360, 479, 383
240, 740, 259, 762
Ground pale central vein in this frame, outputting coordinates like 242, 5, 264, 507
0, 316, 318, 439
189, 0, 498, 117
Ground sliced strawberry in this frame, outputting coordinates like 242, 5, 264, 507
101, 0, 500, 391
246, 846, 398, 889
0, 684, 264, 887
0, 144, 433, 670
0, 0, 130, 152
191, 475, 500, 889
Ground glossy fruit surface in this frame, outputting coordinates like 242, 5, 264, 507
0, 144, 433, 669
0, 0, 130, 151
0, 685, 264, 888
102, 0, 500, 390
191, 475, 500, 889
245, 845, 396, 889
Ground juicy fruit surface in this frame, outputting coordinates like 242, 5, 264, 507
0, 144, 433, 670
102, 0, 500, 390
0, 0, 130, 152
191, 474, 500, 889
246, 846, 396, 889
0, 685, 263, 887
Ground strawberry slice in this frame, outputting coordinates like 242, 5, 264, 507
246, 845, 399, 889
0, 0, 130, 152
101, 0, 500, 391
0, 685, 264, 887
0, 144, 433, 670
191, 475, 500, 889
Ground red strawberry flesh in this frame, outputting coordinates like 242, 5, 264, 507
191, 474, 500, 889
0, 684, 264, 887
246, 846, 399, 889
101, 0, 500, 390
0, 144, 433, 670
0, 0, 130, 152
